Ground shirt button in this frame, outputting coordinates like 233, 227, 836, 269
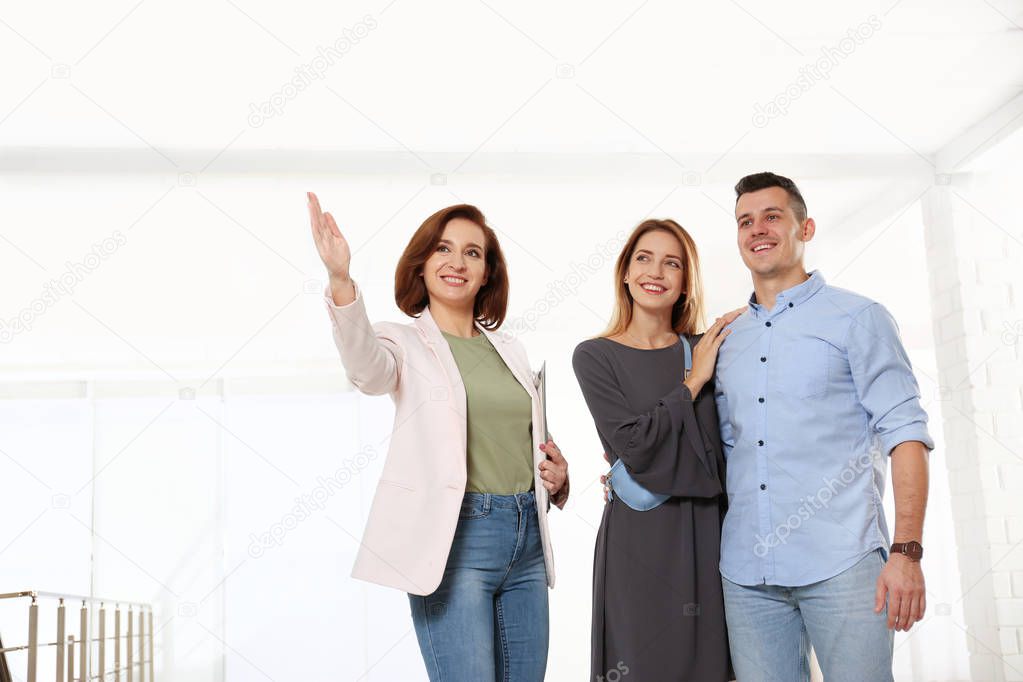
758, 397, 765, 403
760, 356, 767, 362
765, 321, 772, 327
760, 483, 767, 490
788, 302, 794, 308
758, 440, 764, 446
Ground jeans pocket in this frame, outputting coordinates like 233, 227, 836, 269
458, 494, 490, 520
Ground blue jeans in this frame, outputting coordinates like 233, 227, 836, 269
409, 492, 549, 681
722, 548, 893, 682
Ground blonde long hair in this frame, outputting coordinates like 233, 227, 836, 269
600, 219, 706, 338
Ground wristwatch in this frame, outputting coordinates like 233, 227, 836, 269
890, 541, 923, 561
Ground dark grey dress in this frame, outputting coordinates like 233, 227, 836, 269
572, 335, 732, 682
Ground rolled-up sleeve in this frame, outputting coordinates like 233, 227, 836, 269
846, 303, 934, 456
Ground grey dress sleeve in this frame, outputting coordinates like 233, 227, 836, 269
572, 341, 723, 499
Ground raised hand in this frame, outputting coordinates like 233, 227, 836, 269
307, 192, 351, 282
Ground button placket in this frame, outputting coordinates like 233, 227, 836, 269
755, 323, 772, 544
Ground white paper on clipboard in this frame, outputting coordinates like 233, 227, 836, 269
534, 362, 550, 442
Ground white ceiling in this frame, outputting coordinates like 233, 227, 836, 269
1, 0, 1020, 379
1, 0, 1021, 163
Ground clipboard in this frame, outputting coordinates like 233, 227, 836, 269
534, 362, 550, 442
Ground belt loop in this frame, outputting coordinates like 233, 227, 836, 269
483, 493, 491, 514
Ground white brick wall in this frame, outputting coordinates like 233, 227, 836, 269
923, 177, 1023, 682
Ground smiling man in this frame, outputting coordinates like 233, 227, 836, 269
713, 172, 934, 681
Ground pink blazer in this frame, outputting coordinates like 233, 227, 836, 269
324, 281, 563, 595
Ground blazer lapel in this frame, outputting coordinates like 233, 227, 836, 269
415, 308, 539, 453
477, 325, 538, 402
478, 324, 548, 510
414, 307, 467, 449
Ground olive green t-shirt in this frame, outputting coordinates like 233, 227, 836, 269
442, 331, 534, 494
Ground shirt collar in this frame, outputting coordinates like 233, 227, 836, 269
747, 270, 826, 316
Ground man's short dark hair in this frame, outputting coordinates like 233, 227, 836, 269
734, 172, 807, 223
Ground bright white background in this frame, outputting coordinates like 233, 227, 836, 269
1, 1, 1021, 680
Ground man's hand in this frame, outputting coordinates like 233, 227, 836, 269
875, 553, 926, 631
599, 452, 611, 503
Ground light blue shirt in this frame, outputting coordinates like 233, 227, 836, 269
715, 270, 933, 587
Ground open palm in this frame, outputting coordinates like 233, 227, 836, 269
307, 191, 350, 280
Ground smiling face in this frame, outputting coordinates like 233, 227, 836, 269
420, 217, 489, 309
625, 229, 686, 313
735, 186, 815, 279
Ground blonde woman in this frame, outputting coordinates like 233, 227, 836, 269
572, 219, 740, 681
309, 193, 569, 680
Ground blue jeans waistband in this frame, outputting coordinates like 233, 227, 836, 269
462, 491, 536, 510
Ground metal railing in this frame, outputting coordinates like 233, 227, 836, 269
0, 591, 154, 682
